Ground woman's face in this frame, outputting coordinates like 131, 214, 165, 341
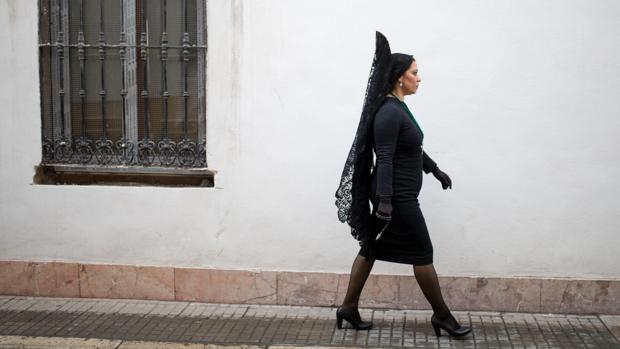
399, 61, 421, 95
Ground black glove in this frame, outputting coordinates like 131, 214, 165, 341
375, 195, 393, 221
432, 167, 452, 190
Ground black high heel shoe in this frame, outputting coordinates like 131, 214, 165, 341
431, 313, 472, 337
336, 307, 373, 330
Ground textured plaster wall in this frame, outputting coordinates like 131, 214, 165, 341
1, 0, 620, 279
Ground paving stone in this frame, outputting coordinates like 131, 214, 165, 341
57, 299, 95, 313
1, 298, 37, 312
601, 315, 620, 343
0, 297, 15, 308
179, 303, 214, 318
26, 298, 68, 312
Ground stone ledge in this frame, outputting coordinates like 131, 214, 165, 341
33, 164, 215, 187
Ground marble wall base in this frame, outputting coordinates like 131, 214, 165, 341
1, 261, 618, 314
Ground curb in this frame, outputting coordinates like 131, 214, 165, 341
0, 336, 359, 349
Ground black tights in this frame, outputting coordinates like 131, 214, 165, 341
341, 254, 452, 321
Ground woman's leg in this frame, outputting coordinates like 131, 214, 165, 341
413, 264, 448, 315
414, 263, 471, 336
336, 253, 375, 330
413, 264, 458, 326
341, 254, 375, 309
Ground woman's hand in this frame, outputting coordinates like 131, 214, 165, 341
432, 167, 452, 190
375, 195, 393, 221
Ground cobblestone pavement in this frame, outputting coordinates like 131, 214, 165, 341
0, 296, 619, 348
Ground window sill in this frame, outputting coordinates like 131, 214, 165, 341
34, 164, 215, 187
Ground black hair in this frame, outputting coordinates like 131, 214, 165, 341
387, 53, 415, 91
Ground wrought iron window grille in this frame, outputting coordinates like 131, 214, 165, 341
38, 0, 207, 170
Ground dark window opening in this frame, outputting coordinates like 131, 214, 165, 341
37, 0, 208, 179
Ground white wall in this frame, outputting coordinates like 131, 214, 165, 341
1, 0, 620, 279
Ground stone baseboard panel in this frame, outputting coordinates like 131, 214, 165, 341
0, 261, 618, 314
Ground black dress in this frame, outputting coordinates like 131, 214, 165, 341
359, 97, 438, 265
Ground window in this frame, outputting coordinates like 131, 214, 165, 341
37, 0, 211, 186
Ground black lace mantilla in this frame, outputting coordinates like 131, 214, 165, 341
335, 31, 393, 245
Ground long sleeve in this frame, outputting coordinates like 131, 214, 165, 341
422, 151, 437, 174
374, 109, 400, 196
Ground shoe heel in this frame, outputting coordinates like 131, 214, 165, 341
336, 314, 344, 329
432, 323, 441, 337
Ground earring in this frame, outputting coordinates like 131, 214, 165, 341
399, 81, 403, 88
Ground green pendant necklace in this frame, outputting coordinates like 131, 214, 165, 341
390, 94, 424, 140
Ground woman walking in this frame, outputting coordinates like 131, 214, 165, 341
335, 32, 471, 337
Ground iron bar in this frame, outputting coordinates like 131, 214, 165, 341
117, 0, 134, 165
99, 0, 107, 138
53, 0, 72, 162
41, 0, 55, 162
94, 0, 113, 164
161, 0, 168, 138
177, 0, 196, 167
57, 0, 65, 138
182, 0, 189, 140
138, 0, 155, 165
78, 0, 86, 138
74, 0, 94, 164
119, 2, 126, 140
157, 0, 176, 166
141, 2, 149, 139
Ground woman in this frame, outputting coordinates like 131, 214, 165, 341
335, 32, 471, 337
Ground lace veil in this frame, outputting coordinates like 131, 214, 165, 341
335, 31, 393, 247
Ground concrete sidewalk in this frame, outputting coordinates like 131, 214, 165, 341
1, 296, 619, 348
